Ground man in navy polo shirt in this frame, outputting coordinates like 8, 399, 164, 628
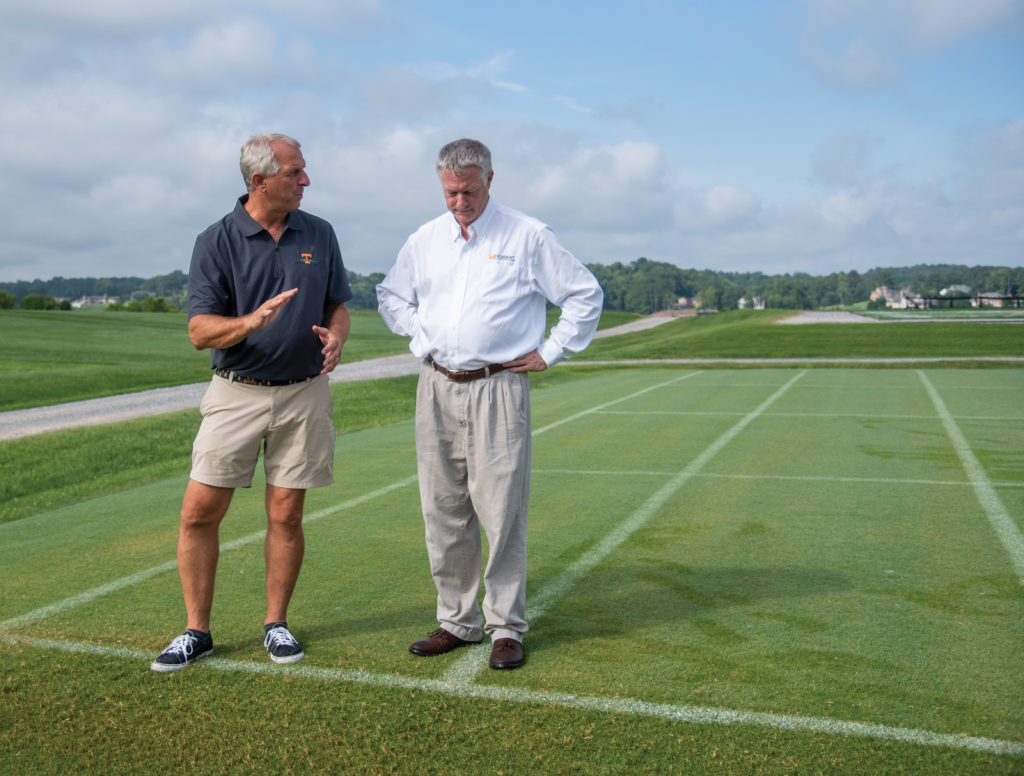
152, 133, 352, 672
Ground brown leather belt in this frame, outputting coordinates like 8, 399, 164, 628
215, 368, 316, 387
429, 357, 508, 383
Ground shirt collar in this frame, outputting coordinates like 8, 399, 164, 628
447, 199, 497, 243
232, 194, 303, 238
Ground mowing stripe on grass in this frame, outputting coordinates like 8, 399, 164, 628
0, 375, 699, 632
443, 370, 808, 685
596, 410, 1024, 422
918, 371, 1024, 586
531, 370, 702, 436
0, 475, 419, 631
536, 469, 1024, 489
5, 633, 1022, 757
0, 374, 699, 632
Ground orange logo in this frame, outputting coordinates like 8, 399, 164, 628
299, 253, 314, 264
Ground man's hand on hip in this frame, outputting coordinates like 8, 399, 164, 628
504, 350, 548, 373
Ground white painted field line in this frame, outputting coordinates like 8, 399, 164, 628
443, 371, 808, 685
0, 373, 700, 633
0, 475, 418, 632
918, 371, 1024, 586
597, 409, 1024, 422
5, 634, 1021, 757
531, 370, 703, 437
536, 469, 1024, 489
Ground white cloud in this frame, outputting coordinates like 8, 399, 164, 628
703, 185, 762, 226
812, 37, 899, 90
810, 132, 883, 188
801, 0, 1024, 89
903, 0, 1023, 49
145, 18, 281, 86
523, 141, 675, 231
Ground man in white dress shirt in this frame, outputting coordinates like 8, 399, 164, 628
377, 138, 603, 669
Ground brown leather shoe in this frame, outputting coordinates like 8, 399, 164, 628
409, 628, 480, 656
489, 638, 525, 670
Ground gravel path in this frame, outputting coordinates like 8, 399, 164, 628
0, 317, 674, 440
775, 311, 878, 324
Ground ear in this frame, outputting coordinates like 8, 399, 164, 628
250, 172, 266, 191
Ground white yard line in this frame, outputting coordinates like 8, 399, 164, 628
595, 409, 1024, 422
529, 370, 703, 436
4, 634, 1021, 757
535, 469, 1024, 489
4, 369, 1022, 758
0, 475, 419, 631
0, 373, 703, 631
442, 371, 807, 685
918, 371, 1024, 586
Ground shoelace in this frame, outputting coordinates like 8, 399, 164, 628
264, 627, 298, 650
166, 633, 199, 658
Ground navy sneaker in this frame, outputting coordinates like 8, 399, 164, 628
264, 623, 304, 664
151, 629, 213, 672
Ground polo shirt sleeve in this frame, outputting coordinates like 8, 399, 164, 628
325, 226, 353, 307
187, 229, 234, 320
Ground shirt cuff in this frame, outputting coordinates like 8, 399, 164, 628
539, 340, 563, 369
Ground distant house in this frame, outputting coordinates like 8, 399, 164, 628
737, 296, 766, 310
71, 295, 117, 309
940, 284, 972, 296
973, 292, 1005, 308
870, 286, 923, 309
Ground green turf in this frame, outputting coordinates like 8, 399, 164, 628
0, 309, 411, 411
582, 310, 1024, 360
2, 368, 1022, 774
0, 377, 419, 525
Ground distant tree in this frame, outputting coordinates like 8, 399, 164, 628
767, 275, 810, 309
19, 293, 58, 310
141, 296, 176, 312
0, 291, 15, 309
106, 297, 177, 312
697, 285, 723, 310
346, 271, 385, 309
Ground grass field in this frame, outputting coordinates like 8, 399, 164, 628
581, 310, 1024, 362
0, 309, 645, 412
2, 364, 1022, 774
0, 309, 412, 411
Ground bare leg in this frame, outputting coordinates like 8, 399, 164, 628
264, 485, 306, 625
178, 479, 234, 632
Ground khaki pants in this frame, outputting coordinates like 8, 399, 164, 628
414, 362, 531, 643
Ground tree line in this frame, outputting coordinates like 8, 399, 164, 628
2, 261, 1021, 314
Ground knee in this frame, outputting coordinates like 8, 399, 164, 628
266, 508, 303, 534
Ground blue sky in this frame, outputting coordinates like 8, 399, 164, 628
1, 0, 1021, 283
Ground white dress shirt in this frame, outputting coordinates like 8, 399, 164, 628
377, 200, 603, 371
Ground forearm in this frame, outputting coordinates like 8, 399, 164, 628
324, 303, 350, 347
188, 288, 298, 350
188, 313, 260, 351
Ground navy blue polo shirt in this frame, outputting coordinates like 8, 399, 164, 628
188, 196, 353, 380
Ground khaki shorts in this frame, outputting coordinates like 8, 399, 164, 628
190, 374, 335, 490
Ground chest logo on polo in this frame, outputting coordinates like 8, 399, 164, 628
298, 253, 318, 265
489, 253, 515, 263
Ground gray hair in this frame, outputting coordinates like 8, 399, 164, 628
436, 138, 492, 181
240, 133, 301, 192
